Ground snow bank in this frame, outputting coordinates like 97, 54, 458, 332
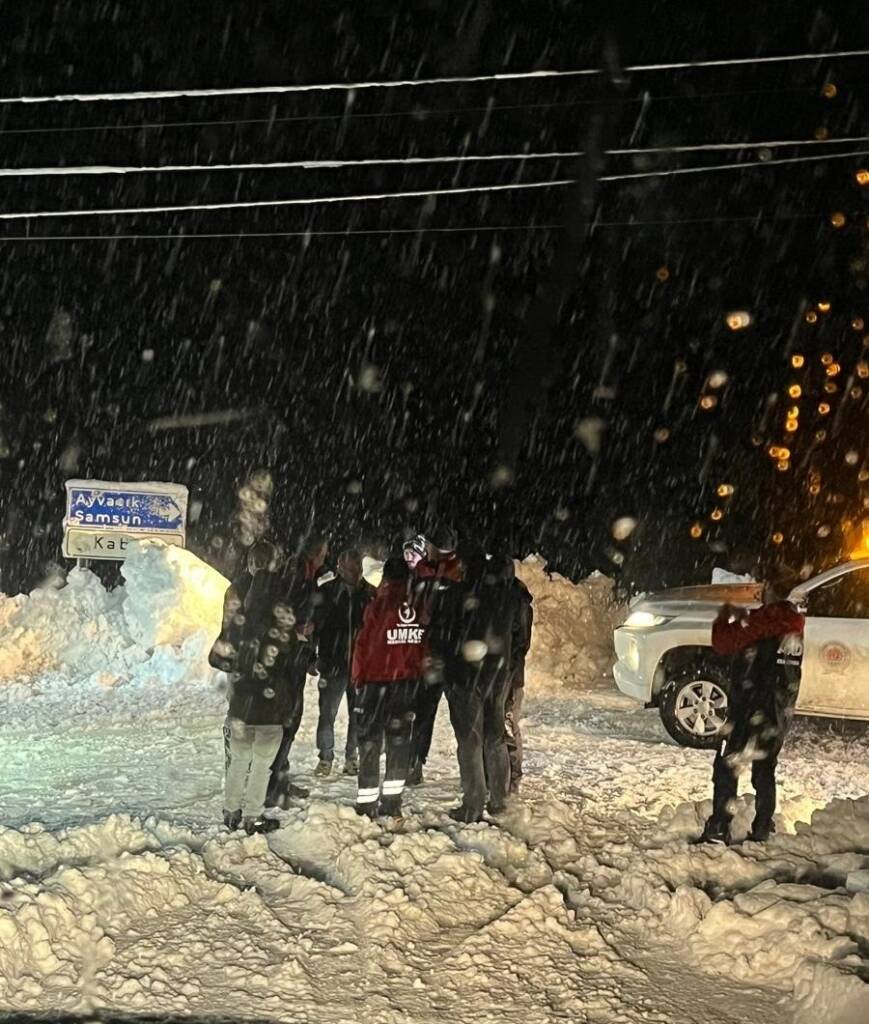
0, 540, 226, 689
516, 555, 624, 693
121, 540, 228, 648
645, 794, 869, 1021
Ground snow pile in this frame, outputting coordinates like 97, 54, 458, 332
121, 540, 228, 648
517, 555, 624, 693
644, 795, 869, 1023
0, 540, 226, 688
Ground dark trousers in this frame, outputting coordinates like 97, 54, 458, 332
316, 672, 358, 762
410, 682, 443, 768
265, 660, 308, 803
505, 684, 524, 787
446, 665, 511, 815
709, 729, 784, 834
356, 680, 418, 806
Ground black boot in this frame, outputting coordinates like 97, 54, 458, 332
223, 809, 242, 831
379, 795, 403, 818
273, 781, 310, 809
747, 819, 775, 843
406, 761, 424, 787
355, 801, 379, 819
244, 816, 280, 835
691, 819, 732, 846
449, 804, 484, 824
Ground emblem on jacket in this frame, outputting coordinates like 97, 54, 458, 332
387, 603, 424, 645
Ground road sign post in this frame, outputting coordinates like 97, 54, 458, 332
63, 479, 189, 561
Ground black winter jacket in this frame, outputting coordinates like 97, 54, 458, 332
429, 572, 521, 687
316, 576, 376, 678
209, 571, 300, 725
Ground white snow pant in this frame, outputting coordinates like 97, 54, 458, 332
224, 719, 284, 820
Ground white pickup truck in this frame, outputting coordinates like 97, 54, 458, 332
612, 558, 869, 748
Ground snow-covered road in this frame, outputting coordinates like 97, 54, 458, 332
1, 547, 868, 1023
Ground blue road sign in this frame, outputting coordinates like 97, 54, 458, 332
65, 480, 187, 533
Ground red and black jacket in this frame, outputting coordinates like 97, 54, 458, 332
712, 601, 805, 656
351, 580, 428, 685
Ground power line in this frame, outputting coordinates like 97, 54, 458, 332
4, 136, 869, 179
0, 212, 852, 242
0, 179, 573, 220
600, 147, 869, 181
0, 84, 832, 137
1, 147, 866, 220
1, 48, 868, 105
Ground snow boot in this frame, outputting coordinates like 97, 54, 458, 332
244, 816, 281, 835
342, 755, 359, 776
355, 802, 379, 819
378, 795, 403, 818
406, 761, 424, 787
223, 809, 242, 831
747, 820, 776, 843
314, 759, 332, 778
273, 781, 310, 808
448, 804, 484, 824
691, 826, 732, 846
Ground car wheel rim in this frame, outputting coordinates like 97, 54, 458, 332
674, 680, 728, 736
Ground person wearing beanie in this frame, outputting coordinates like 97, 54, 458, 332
350, 556, 428, 818
402, 534, 427, 570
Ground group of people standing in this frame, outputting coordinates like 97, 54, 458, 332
210, 526, 533, 834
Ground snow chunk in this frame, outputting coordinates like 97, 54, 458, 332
121, 540, 227, 649
517, 555, 624, 693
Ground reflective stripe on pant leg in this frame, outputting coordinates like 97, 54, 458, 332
384, 679, 415, 792
356, 684, 386, 793
356, 786, 380, 804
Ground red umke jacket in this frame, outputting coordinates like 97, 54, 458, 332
351, 580, 428, 685
712, 601, 805, 656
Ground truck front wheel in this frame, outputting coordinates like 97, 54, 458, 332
659, 662, 730, 749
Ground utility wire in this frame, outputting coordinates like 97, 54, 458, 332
2, 147, 868, 220
1, 48, 867, 105
3, 136, 869, 178
0, 179, 573, 220
0, 212, 851, 242
0, 84, 835, 137
599, 147, 869, 181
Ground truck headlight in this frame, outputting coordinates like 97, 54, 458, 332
623, 611, 672, 629
624, 636, 639, 671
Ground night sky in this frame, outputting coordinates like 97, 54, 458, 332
0, 1, 867, 592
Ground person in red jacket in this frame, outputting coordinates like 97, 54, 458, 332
695, 580, 804, 845
351, 556, 428, 818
